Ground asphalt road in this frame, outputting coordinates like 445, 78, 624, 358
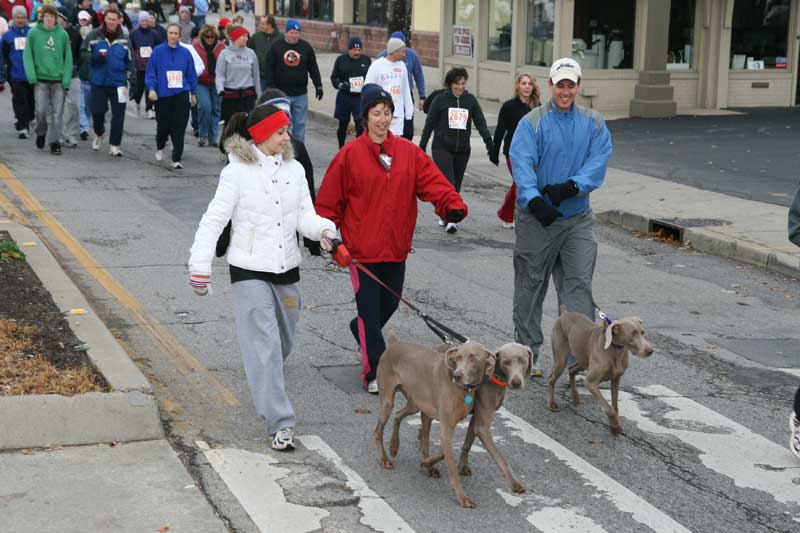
1, 95, 798, 532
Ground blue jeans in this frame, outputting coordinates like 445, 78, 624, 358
80, 81, 91, 133
288, 94, 308, 143
196, 84, 221, 143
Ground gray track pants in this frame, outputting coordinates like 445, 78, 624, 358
34, 81, 65, 145
513, 208, 598, 363
62, 76, 81, 140
232, 279, 299, 436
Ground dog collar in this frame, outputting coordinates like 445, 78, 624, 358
489, 375, 508, 388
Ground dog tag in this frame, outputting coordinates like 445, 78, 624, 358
464, 394, 473, 405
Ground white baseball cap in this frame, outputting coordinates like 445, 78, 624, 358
549, 57, 582, 83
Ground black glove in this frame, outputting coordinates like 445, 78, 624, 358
315, 87, 324, 100
528, 197, 562, 227
542, 180, 579, 207
446, 209, 465, 223
338, 81, 350, 92
489, 151, 499, 166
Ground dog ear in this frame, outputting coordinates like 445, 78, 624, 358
445, 348, 458, 371
484, 351, 497, 377
525, 347, 533, 376
604, 321, 620, 350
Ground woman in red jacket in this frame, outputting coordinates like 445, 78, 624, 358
316, 84, 468, 393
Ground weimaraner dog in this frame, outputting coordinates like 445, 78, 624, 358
548, 304, 653, 435
421, 342, 531, 495
374, 331, 496, 508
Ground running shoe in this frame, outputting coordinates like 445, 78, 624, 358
271, 427, 295, 451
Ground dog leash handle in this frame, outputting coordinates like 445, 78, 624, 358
329, 238, 353, 268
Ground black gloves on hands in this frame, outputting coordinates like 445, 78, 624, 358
528, 197, 562, 227
315, 87, 324, 100
446, 209, 466, 223
542, 180, 579, 207
489, 152, 499, 166
338, 81, 350, 92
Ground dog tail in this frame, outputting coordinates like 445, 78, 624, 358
387, 328, 398, 346
559, 304, 568, 316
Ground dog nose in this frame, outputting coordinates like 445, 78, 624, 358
453, 369, 463, 379
645, 346, 654, 356
510, 378, 522, 388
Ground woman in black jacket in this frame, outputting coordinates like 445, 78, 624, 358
493, 73, 541, 228
419, 67, 493, 233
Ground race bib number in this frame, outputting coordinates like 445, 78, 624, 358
448, 107, 469, 130
388, 83, 402, 102
117, 86, 128, 103
139, 46, 152, 58
349, 76, 364, 93
14, 37, 26, 51
167, 70, 183, 89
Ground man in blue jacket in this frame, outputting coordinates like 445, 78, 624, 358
81, 6, 135, 156
509, 57, 612, 376
145, 23, 197, 169
1, 6, 33, 138
377, 31, 425, 140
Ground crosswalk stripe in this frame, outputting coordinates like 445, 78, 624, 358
196, 440, 329, 532
299, 435, 415, 533
497, 408, 691, 532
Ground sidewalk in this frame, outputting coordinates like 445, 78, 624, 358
307, 53, 799, 278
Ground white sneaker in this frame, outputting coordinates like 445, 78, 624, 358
446, 222, 458, 234
501, 221, 515, 229
271, 427, 295, 451
367, 379, 379, 394
171, 161, 183, 169
437, 218, 445, 227
63, 136, 78, 148
92, 135, 103, 151
109, 145, 122, 157
791, 411, 800, 459
147, 109, 156, 120
155, 149, 164, 161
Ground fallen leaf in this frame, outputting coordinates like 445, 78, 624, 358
158, 527, 170, 532
589, 439, 605, 445
354, 408, 371, 414
20, 449, 33, 455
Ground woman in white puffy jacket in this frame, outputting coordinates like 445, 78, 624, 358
188, 103, 337, 452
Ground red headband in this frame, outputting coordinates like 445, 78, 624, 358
230, 27, 248, 41
248, 112, 290, 144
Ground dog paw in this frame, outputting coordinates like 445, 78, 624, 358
611, 425, 625, 436
423, 465, 440, 478
458, 464, 472, 476
511, 481, 526, 494
458, 496, 476, 508
381, 459, 394, 469
548, 401, 560, 412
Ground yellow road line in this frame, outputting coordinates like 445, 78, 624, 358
0, 163, 239, 406
0, 182, 28, 223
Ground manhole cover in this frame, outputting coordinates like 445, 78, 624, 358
318, 364, 364, 395
707, 338, 800, 368
661, 218, 731, 228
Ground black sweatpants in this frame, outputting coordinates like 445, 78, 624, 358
155, 91, 190, 162
348, 261, 406, 386
221, 88, 256, 126
132, 70, 154, 111
432, 147, 471, 193
336, 117, 363, 148
10, 81, 35, 131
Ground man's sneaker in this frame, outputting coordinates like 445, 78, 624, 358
367, 379, 379, 394
80, 130, 89, 140
109, 145, 122, 157
63, 136, 78, 148
18, 130, 29, 139
92, 135, 103, 151
155, 149, 164, 161
147, 109, 156, 119
198, 137, 208, 147
271, 427, 295, 451
50, 142, 62, 155
437, 218, 446, 227
171, 161, 183, 169
790, 411, 800, 459
36, 135, 45, 149
501, 221, 515, 229
446, 222, 458, 234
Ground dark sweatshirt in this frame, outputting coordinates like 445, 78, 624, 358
492, 97, 535, 159
420, 89, 492, 154
330, 52, 370, 94
266, 38, 321, 96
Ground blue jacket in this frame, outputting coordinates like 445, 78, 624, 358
377, 46, 425, 99
1, 25, 31, 83
81, 26, 135, 88
130, 27, 163, 72
145, 42, 197, 97
509, 99, 612, 220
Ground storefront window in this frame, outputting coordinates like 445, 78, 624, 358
275, 0, 333, 21
526, 0, 554, 66
487, 0, 512, 62
730, 0, 789, 69
354, 0, 386, 26
572, 0, 635, 69
452, 0, 476, 56
667, 0, 695, 69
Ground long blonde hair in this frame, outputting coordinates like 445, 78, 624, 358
514, 74, 541, 108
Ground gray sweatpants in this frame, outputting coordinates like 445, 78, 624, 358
62, 76, 81, 140
34, 81, 65, 145
513, 208, 598, 363
232, 279, 299, 436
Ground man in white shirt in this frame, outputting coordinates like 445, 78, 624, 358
364, 37, 413, 137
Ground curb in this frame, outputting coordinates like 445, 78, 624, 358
0, 221, 163, 450
595, 210, 800, 279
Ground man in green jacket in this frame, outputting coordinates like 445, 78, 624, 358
248, 14, 281, 92
22, 4, 72, 155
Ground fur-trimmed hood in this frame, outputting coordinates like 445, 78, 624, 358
223, 134, 295, 165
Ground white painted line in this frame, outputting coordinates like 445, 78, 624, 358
299, 435, 415, 533
497, 408, 691, 533
196, 440, 329, 533
778, 368, 800, 378
528, 507, 610, 532
616, 385, 800, 515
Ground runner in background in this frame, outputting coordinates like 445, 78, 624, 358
330, 36, 369, 148
130, 10, 162, 118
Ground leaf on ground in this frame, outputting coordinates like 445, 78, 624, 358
354, 408, 371, 414
19, 449, 33, 455
589, 439, 605, 445
158, 527, 170, 532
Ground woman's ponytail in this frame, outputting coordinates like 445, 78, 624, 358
219, 112, 251, 154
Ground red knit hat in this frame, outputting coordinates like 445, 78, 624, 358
218, 17, 231, 29
230, 27, 248, 42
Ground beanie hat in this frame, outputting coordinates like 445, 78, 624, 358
12, 5, 27, 17
179, 5, 191, 14
56, 6, 71, 20
390, 31, 405, 41
347, 36, 362, 50
386, 37, 405, 55
218, 17, 230, 28
285, 18, 301, 32
138, 10, 149, 23
78, 10, 92, 21
360, 83, 395, 118
230, 27, 248, 42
